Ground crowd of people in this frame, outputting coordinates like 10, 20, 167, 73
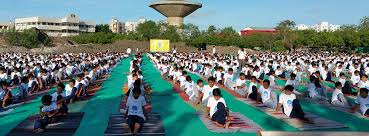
150, 50, 369, 127
0, 52, 127, 133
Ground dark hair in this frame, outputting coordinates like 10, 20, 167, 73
290, 73, 296, 78
360, 88, 369, 94
132, 86, 141, 95
186, 76, 192, 82
251, 76, 257, 80
58, 83, 65, 89
263, 79, 270, 85
208, 76, 216, 82
335, 82, 342, 88
213, 88, 222, 97
69, 79, 76, 84
133, 79, 141, 87
239, 73, 246, 77
228, 68, 233, 72
197, 79, 203, 84
56, 95, 64, 102
41, 94, 52, 104
285, 85, 294, 91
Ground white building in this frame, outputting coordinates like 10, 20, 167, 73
15, 14, 95, 37
109, 17, 146, 34
0, 22, 14, 32
295, 22, 340, 32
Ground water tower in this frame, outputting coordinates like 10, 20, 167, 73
149, 0, 202, 27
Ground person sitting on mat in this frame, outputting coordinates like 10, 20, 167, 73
206, 88, 230, 128
331, 82, 351, 108
235, 73, 247, 96
125, 87, 147, 135
17, 77, 29, 100
246, 76, 259, 101
184, 76, 195, 97
194, 79, 204, 104
65, 79, 77, 104
350, 88, 369, 116
199, 77, 218, 105
51, 95, 69, 123
276, 85, 313, 123
257, 79, 277, 109
0, 81, 13, 108
34, 95, 57, 133
52, 83, 65, 102
223, 68, 235, 89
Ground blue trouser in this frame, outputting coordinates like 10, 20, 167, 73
34, 116, 50, 130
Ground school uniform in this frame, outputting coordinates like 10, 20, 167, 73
201, 85, 219, 105
247, 82, 258, 100
126, 96, 147, 132
258, 86, 277, 109
355, 96, 369, 115
279, 93, 306, 119
235, 78, 247, 96
223, 73, 235, 89
331, 89, 350, 108
207, 97, 227, 125
34, 102, 57, 130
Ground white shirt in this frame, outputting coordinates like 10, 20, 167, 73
285, 79, 299, 90
307, 83, 318, 98
41, 102, 57, 112
358, 80, 369, 89
127, 48, 132, 54
201, 85, 219, 102
238, 50, 246, 60
51, 92, 65, 102
207, 97, 227, 117
355, 96, 369, 115
351, 75, 360, 85
235, 78, 246, 93
127, 95, 147, 120
331, 89, 343, 103
278, 93, 296, 116
65, 84, 74, 97
258, 86, 271, 102
247, 82, 257, 95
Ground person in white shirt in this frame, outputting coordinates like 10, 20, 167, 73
34, 95, 58, 133
64, 79, 77, 104
184, 76, 195, 97
276, 85, 312, 123
51, 83, 66, 102
199, 77, 218, 105
351, 88, 369, 116
351, 70, 360, 86
212, 46, 216, 54
238, 48, 247, 69
206, 88, 230, 128
246, 76, 258, 100
126, 47, 132, 55
235, 73, 247, 96
257, 79, 277, 109
223, 68, 235, 89
193, 79, 204, 104
331, 82, 351, 108
358, 75, 369, 89
125, 87, 147, 135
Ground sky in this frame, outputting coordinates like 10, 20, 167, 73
0, 0, 369, 30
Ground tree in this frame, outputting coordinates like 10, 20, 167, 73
136, 21, 160, 40
160, 25, 181, 42
183, 23, 200, 39
95, 24, 111, 33
276, 20, 296, 50
207, 25, 217, 36
359, 16, 369, 31
220, 27, 238, 37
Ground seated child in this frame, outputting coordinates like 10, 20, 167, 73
125, 87, 147, 135
351, 88, 369, 116
65, 79, 77, 104
257, 79, 277, 109
207, 88, 230, 128
193, 79, 204, 104
235, 73, 247, 96
223, 68, 235, 89
34, 95, 57, 133
276, 85, 312, 123
199, 77, 218, 105
51, 83, 65, 102
331, 82, 351, 108
17, 77, 29, 100
246, 76, 258, 101
184, 76, 195, 97
0, 81, 13, 108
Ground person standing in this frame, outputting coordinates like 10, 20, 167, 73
238, 48, 247, 69
212, 46, 216, 55
126, 47, 132, 55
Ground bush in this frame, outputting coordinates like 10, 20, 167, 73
4, 29, 51, 49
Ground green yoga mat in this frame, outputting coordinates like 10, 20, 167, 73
142, 55, 262, 136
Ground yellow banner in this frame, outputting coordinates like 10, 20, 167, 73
150, 39, 170, 52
